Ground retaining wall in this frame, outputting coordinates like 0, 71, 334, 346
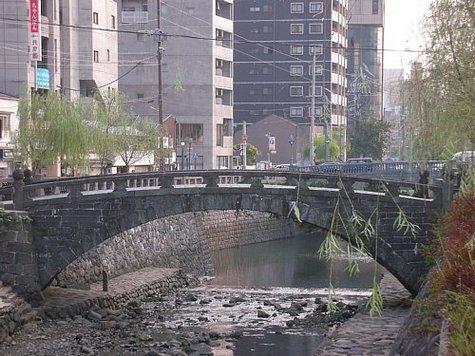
54, 211, 308, 288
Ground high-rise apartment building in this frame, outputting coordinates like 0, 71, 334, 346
117, 0, 234, 169
0, 0, 118, 99
347, 0, 384, 120
233, 0, 348, 159
117, 0, 160, 122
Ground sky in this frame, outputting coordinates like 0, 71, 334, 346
384, 0, 434, 72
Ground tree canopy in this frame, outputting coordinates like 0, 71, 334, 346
401, 0, 475, 160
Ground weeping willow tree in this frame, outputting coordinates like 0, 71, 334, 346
15, 91, 90, 174
401, 0, 475, 160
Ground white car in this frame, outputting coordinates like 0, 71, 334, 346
452, 151, 475, 162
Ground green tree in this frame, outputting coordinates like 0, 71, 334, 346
302, 136, 340, 162
401, 0, 475, 160
348, 117, 391, 160
314, 135, 340, 162
115, 114, 161, 173
15, 91, 89, 174
234, 143, 260, 165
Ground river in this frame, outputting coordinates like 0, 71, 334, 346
165, 233, 380, 356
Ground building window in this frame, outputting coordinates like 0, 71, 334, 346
250, 6, 260, 12
315, 106, 323, 116
107, 49, 110, 61
310, 85, 323, 96
262, 66, 271, 75
0, 114, 8, 139
290, 45, 304, 55
309, 44, 323, 55
137, 93, 144, 99
309, 23, 323, 34
309, 64, 324, 75
217, 156, 229, 169
290, 3, 304, 13
290, 107, 303, 117
111, 15, 116, 29
290, 23, 304, 35
263, 5, 273, 12
93, 50, 99, 62
290, 65, 304, 76
309, 2, 323, 14
177, 123, 204, 143
290, 86, 304, 97
263, 25, 272, 33
262, 87, 272, 95
263, 47, 273, 54
137, 33, 145, 42
372, 0, 379, 14
92, 12, 99, 25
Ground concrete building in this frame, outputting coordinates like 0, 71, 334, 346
347, 0, 385, 121
60, 0, 119, 100
117, 0, 160, 122
0, 93, 19, 179
234, 114, 322, 165
0, 0, 118, 99
117, 0, 234, 169
233, 0, 349, 161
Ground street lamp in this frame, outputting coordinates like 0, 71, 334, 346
180, 141, 185, 170
187, 139, 193, 170
289, 134, 295, 166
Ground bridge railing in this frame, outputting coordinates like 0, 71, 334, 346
3, 170, 446, 211
294, 161, 448, 178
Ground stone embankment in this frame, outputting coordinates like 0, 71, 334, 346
0, 282, 38, 343
315, 274, 413, 355
53, 210, 308, 288
42, 268, 193, 320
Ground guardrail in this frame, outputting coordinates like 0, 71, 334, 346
1, 170, 447, 211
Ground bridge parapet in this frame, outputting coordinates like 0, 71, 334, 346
3, 170, 444, 210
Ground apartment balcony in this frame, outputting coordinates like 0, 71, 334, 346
215, 29, 232, 49
214, 76, 233, 90
121, 11, 149, 24
214, 45, 233, 61
216, 0, 233, 20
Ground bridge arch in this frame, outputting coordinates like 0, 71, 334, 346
19, 171, 441, 296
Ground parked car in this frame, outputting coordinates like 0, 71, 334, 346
452, 151, 475, 163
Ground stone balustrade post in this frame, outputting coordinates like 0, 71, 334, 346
204, 173, 219, 188
12, 169, 25, 211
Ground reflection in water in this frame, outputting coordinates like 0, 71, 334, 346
209, 233, 381, 356
211, 234, 379, 290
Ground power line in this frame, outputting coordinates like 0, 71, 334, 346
0, 16, 424, 53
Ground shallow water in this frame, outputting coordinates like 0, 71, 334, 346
201, 233, 380, 356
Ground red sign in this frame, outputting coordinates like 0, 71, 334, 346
30, 0, 42, 61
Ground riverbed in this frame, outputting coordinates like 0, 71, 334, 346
0, 234, 381, 355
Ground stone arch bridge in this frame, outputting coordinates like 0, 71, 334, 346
0, 171, 444, 300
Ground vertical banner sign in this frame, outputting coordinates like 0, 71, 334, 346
30, 0, 42, 61
268, 136, 276, 152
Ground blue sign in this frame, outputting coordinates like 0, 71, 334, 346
36, 68, 50, 89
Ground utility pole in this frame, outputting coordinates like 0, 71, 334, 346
310, 49, 317, 165
242, 121, 247, 169
152, 0, 164, 125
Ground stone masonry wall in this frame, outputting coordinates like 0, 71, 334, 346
54, 211, 308, 288
0, 213, 41, 302
198, 210, 308, 251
